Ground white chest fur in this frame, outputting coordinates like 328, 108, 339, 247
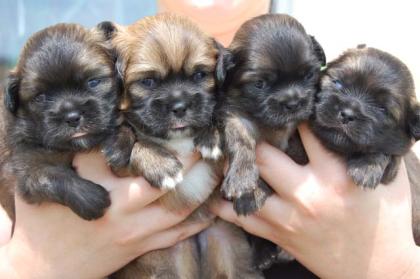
159, 136, 218, 210
165, 137, 195, 156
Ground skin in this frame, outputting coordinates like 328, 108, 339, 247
212, 123, 420, 279
0, 152, 210, 279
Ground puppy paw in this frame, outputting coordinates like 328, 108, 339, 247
221, 161, 259, 201
68, 181, 111, 220
130, 143, 184, 190
256, 248, 294, 270
233, 192, 260, 216
233, 179, 272, 215
140, 159, 183, 190
102, 126, 135, 170
347, 163, 383, 189
102, 142, 131, 170
381, 156, 400, 185
198, 144, 223, 160
194, 129, 223, 160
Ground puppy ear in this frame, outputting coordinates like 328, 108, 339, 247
95, 21, 117, 41
4, 72, 20, 113
213, 39, 235, 87
309, 35, 326, 67
409, 102, 420, 140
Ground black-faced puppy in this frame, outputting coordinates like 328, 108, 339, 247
221, 13, 326, 215
219, 14, 326, 271
100, 14, 262, 279
311, 46, 420, 188
2, 24, 120, 220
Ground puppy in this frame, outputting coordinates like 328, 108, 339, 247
219, 14, 325, 270
220, 14, 326, 215
311, 45, 420, 189
100, 14, 262, 279
1, 23, 120, 220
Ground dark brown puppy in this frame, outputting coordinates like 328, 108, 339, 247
100, 14, 262, 279
219, 14, 325, 271
220, 14, 326, 216
311, 46, 420, 189
1, 24, 120, 220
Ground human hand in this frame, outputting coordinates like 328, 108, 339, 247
211, 123, 420, 279
0, 151, 209, 279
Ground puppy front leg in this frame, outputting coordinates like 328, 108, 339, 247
222, 115, 261, 215
129, 137, 183, 190
17, 165, 110, 220
102, 125, 136, 175
285, 131, 309, 165
194, 127, 223, 161
347, 153, 392, 189
381, 155, 401, 184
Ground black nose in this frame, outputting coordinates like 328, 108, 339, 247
171, 101, 188, 118
65, 111, 82, 127
285, 99, 303, 111
338, 108, 355, 124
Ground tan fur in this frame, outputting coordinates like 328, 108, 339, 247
110, 14, 261, 279
112, 238, 199, 279
199, 220, 264, 279
112, 14, 217, 86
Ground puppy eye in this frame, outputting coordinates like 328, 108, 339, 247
333, 79, 343, 90
88, 78, 102, 88
192, 71, 207, 82
304, 71, 314, 81
254, 80, 266, 90
378, 107, 389, 114
33, 93, 47, 102
141, 78, 157, 89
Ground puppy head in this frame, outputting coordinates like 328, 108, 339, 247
111, 14, 230, 139
225, 14, 325, 128
313, 46, 419, 154
5, 23, 119, 151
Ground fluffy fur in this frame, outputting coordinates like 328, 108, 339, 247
220, 14, 325, 215
219, 14, 325, 270
100, 14, 262, 279
1, 23, 120, 220
311, 46, 420, 188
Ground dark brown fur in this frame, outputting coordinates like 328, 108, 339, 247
311, 46, 420, 244
99, 14, 262, 279
1, 24, 120, 221
220, 14, 325, 215
311, 46, 420, 188
219, 14, 325, 270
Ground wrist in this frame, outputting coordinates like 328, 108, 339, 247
397, 246, 420, 279
0, 243, 18, 279
368, 245, 420, 279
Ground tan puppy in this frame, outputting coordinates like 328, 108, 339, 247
98, 14, 262, 279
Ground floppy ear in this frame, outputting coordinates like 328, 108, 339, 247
309, 35, 326, 67
409, 102, 420, 140
94, 21, 126, 106
213, 39, 235, 87
96, 21, 117, 41
4, 72, 20, 113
